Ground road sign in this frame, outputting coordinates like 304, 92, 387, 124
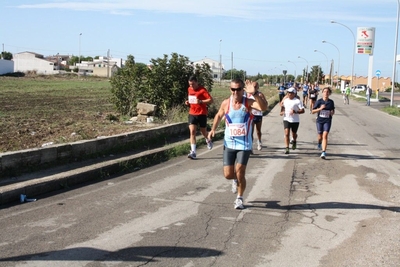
376, 70, 381, 77
357, 27, 375, 54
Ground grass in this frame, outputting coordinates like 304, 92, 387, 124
335, 90, 400, 117
382, 105, 400, 116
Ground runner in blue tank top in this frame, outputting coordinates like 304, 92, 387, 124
208, 79, 268, 209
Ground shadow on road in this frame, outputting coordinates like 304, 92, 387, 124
247, 200, 400, 212
0, 246, 222, 263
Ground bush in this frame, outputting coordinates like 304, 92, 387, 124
110, 53, 214, 118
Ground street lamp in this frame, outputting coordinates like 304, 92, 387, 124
219, 39, 222, 84
288, 60, 297, 82
331, 20, 355, 87
314, 50, 329, 72
314, 49, 329, 84
391, 0, 400, 107
298, 56, 309, 82
322, 40, 340, 87
79, 33, 82, 65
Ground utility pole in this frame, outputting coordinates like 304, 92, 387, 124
107, 49, 110, 78
219, 39, 222, 85
79, 33, 82, 64
231, 52, 233, 81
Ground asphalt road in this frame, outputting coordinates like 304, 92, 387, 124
0, 93, 399, 267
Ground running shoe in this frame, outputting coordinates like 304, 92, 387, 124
206, 139, 213, 150
234, 197, 244, 209
257, 141, 262, 151
317, 143, 322, 151
231, 179, 238, 194
291, 141, 297, 150
320, 151, 326, 159
187, 151, 196, 159
284, 147, 290, 154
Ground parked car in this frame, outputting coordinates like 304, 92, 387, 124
352, 84, 367, 93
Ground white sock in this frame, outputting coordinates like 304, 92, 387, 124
191, 144, 196, 153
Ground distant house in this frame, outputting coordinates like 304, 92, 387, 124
78, 57, 123, 77
13, 52, 57, 74
46, 54, 70, 70
0, 59, 14, 75
192, 57, 225, 80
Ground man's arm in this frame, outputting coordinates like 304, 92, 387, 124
251, 93, 268, 111
244, 80, 268, 111
208, 99, 227, 139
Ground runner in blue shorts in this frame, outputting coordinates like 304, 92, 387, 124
208, 79, 268, 210
302, 82, 310, 107
312, 87, 335, 159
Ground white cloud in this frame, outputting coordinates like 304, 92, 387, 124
14, 0, 395, 23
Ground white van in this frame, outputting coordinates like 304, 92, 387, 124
352, 84, 366, 93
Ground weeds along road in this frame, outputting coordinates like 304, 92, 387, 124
0, 93, 399, 267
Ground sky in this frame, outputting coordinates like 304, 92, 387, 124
1, 0, 399, 78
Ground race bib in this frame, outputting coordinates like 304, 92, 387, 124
229, 123, 246, 137
188, 95, 197, 104
319, 110, 330, 118
310, 94, 315, 98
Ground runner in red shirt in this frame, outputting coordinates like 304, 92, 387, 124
184, 75, 214, 159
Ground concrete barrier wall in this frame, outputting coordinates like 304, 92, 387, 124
0, 122, 188, 179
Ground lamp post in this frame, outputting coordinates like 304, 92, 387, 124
314, 50, 329, 84
391, 0, 400, 107
56, 53, 60, 71
322, 40, 340, 88
314, 50, 329, 73
219, 39, 222, 84
288, 60, 297, 82
298, 56, 309, 82
331, 20, 355, 87
79, 33, 82, 65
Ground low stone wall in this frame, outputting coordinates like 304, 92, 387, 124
0, 122, 188, 179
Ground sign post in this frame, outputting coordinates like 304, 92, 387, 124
283, 70, 287, 85
358, 27, 376, 90
375, 69, 381, 99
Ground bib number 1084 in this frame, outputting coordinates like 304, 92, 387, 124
229, 123, 246, 136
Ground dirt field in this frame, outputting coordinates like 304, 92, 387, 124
0, 75, 157, 153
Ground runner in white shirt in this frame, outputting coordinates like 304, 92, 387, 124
280, 87, 305, 154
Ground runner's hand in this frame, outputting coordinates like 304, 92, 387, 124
245, 80, 255, 95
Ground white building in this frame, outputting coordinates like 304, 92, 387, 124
0, 59, 14, 75
13, 52, 57, 74
192, 58, 225, 80
77, 56, 124, 77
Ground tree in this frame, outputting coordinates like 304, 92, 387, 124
69, 56, 79, 66
1, 51, 13, 60
145, 53, 213, 117
110, 55, 148, 116
309, 65, 324, 84
223, 69, 246, 80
